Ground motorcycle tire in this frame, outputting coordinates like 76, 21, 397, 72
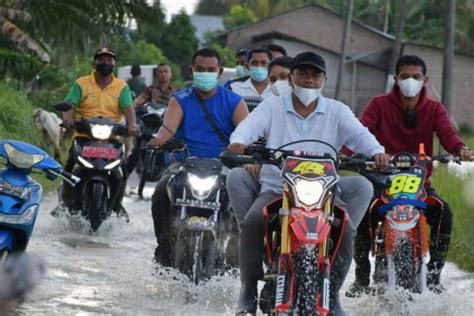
294, 246, 319, 316
88, 182, 107, 231
175, 230, 217, 285
392, 237, 416, 292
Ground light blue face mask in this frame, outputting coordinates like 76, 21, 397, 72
235, 65, 246, 77
249, 67, 268, 82
192, 72, 219, 92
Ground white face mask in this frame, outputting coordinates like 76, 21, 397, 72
398, 78, 424, 97
271, 80, 292, 96
292, 83, 322, 107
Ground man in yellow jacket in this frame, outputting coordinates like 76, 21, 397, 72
61, 47, 137, 214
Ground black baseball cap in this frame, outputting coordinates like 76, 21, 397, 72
291, 52, 326, 73
94, 47, 116, 60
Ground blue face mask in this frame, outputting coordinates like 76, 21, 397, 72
192, 72, 219, 92
235, 65, 246, 77
249, 67, 268, 82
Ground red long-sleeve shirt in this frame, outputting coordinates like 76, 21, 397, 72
359, 85, 465, 185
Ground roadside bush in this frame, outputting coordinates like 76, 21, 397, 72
0, 82, 60, 192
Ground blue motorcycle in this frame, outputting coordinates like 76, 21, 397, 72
0, 140, 79, 259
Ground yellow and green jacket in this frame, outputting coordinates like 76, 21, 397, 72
65, 71, 132, 122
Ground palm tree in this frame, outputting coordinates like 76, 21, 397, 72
1, 0, 154, 81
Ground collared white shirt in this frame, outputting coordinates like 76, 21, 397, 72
230, 93, 385, 194
230, 78, 274, 110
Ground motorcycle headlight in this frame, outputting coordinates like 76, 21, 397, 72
77, 156, 94, 168
0, 204, 38, 224
104, 159, 121, 170
188, 173, 218, 193
4, 143, 44, 169
294, 179, 325, 206
156, 108, 166, 117
91, 124, 113, 140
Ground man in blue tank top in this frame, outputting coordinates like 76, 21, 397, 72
149, 48, 249, 265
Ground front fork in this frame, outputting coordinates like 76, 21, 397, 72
274, 185, 331, 315
380, 214, 429, 292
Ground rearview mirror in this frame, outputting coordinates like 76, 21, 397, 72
53, 101, 74, 112
141, 113, 163, 129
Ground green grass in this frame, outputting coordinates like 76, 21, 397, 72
432, 134, 474, 271
0, 82, 61, 194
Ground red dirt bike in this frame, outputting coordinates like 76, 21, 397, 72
355, 144, 460, 294
221, 140, 373, 315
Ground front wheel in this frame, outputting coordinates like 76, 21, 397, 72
392, 237, 416, 291
294, 246, 319, 316
88, 182, 107, 231
175, 230, 217, 284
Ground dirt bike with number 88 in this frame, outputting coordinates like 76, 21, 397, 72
360, 144, 460, 294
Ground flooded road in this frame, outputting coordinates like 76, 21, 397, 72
12, 172, 474, 315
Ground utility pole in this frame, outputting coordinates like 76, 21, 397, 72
442, 0, 456, 113
334, 0, 353, 101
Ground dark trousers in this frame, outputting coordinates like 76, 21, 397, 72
151, 163, 181, 265
353, 185, 453, 285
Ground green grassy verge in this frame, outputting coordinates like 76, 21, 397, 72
0, 82, 61, 194
432, 135, 474, 271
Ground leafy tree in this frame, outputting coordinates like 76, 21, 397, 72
112, 40, 171, 67
158, 10, 198, 66
223, 4, 257, 30
0, 0, 155, 81
254, 0, 272, 18
203, 31, 235, 67
136, 1, 166, 48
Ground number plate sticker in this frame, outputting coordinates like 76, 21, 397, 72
0, 179, 33, 200
82, 146, 118, 159
388, 174, 422, 196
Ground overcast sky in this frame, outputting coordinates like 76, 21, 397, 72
160, 0, 200, 21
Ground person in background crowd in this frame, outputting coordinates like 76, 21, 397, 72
228, 48, 274, 111
126, 65, 147, 99
235, 48, 249, 78
265, 43, 287, 58
133, 63, 178, 109
268, 56, 293, 96
224, 48, 250, 90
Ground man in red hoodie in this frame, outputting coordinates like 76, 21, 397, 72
346, 55, 472, 296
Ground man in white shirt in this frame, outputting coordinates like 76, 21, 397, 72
229, 48, 274, 111
227, 52, 389, 315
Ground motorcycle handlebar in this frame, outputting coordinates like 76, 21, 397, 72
47, 169, 81, 187
220, 148, 370, 169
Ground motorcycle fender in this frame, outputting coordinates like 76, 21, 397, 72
81, 176, 109, 199
289, 209, 330, 244
386, 207, 420, 231
274, 253, 293, 312
0, 230, 14, 251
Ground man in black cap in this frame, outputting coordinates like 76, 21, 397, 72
60, 47, 137, 215
226, 51, 389, 315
